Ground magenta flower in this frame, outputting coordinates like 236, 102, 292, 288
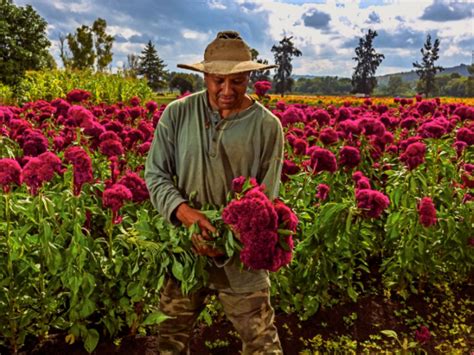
414, 326, 431, 344
418, 197, 437, 227
0, 158, 22, 192
400, 142, 426, 170
117, 171, 149, 203
456, 127, 474, 146
339, 146, 361, 169
356, 189, 390, 219
129, 96, 140, 107
102, 183, 133, 224
64, 146, 94, 195
66, 89, 91, 103
100, 139, 124, 158
309, 147, 337, 174
20, 129, 49, 157
282, 159, 300, 182
309, 109, 331, 127
316, 183, 330, 201
145, 100, 158, 113
22, 152, 63, 195
273, 198, 298, 232
291, 138, 308, 155
253, 81, 272, 98
319, 128, 339, 145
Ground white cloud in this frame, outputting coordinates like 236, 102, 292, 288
107, 26, 140, 39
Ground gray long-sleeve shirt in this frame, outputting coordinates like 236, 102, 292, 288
145, 90, 284, 293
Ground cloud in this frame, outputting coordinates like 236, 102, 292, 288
375, 28, 428, 49
302, 8, 331, 29
420, 1, 474, 22
366, 11, 381, 24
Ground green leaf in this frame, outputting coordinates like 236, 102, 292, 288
172, 259, 184, 281
380, 330, 398, 339
79, 298, 96, 319
84, 328, 99, 353
142, 311, 171, 326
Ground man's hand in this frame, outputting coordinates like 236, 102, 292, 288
175, 203, 224, 257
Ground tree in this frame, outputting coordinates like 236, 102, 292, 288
413, 34, 444, 97
0, 0, 54, 86
249, 49, 271, 86
63, 18, 114, 71
122, 54, 141, 78
168, 72, 204, 94
137, 41, 168, 91
351, 29, 385, 95
466, 63, 474, 97
271, 36, 302, 96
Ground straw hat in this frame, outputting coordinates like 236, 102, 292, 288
177, 31, 277, 75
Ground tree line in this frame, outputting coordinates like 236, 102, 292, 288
1, 0, 473, 98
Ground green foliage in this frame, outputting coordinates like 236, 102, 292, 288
138, 41, 168, 91
62, 18, 114, 71
413, 34, 444, 98
249, 48, 271, 86
375, 75, 414, 97
272, 36, 302, 96
11, 69, 156, 104
0, 0, 53, 86
169, 72, 203, 94
294, 76, 352, 95
351, 29, 385, 95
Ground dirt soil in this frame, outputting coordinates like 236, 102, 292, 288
15, 283, 472, 355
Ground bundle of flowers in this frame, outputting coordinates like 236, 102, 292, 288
210, 177, 299, 272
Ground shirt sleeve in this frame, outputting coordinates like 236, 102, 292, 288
145, 106, 187, 225
258, 114, 284, 200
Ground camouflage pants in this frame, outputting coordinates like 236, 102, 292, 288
157, 278, 282, 355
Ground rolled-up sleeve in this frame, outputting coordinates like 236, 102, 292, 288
145, 107, 187, 224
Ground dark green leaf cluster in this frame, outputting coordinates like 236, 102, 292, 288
0, 0, 53, 86
413, 34, 444, 97
272, 36, 302, 96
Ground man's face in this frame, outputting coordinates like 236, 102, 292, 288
204, 72, 250, 111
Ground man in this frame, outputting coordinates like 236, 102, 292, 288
145, 31, 284, 354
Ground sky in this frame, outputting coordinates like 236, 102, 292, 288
14, 0, 474, 77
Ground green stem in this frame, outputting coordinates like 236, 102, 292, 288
5, 192, 18, 353
107, 212, 114, 259
37, 193, 47, 340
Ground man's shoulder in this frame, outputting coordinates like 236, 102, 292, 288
166, 90, 206, 111
252, 100, 283, 129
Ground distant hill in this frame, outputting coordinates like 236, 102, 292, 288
376, 64, 470, 86
293, 64, 471, 85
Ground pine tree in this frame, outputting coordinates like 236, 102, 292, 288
351, 29, 384, 95
138, 41, 168, 91
413, 34, 444, 97
271, 36, 302, 96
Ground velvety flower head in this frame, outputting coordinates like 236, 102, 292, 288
129, 96, 140, 107
415, 326, 431, 344
99, 130, 120, 142
222, 189, 278, 233
356, 189, 390, 219
275, 101, 286, 111
356, 177, 371, 190
309, 147, 337, 174
102, 183, 133, 224
418, 120, 447, 139
64, 146, 93, 195
273, 198, 298, 232
339, 146, 361, 169
282, 159, 300, 182
137, 142, 151, 155
117, 171, 149, 203
231, 176, 259, 193
145, 100, 158, 113
66, 105, 94, 128
0, 158, 22, 192
291, 138, 308, 155
316, 183, 330, 201
21, 130, 49, 157
22, 152, 63, 195
128, 106, 143, 120
400, 116, 418, 130
418, 197, 437, 227
352, 171, 365, 182
359, 118, 386, 137
254, 81, 272, 98
400, 142, 426, 170
456, 127, 474, 146
280, 106, 305, 126
100, 139, 124, 158
83, 121, 105, 140
239, 230, 278, 270
66, 89, 91, 103
417, 100, 436, 116
339, 119, 361, 137
104, 120, 124, 134
319, 128, 339, 145
337, 107, 352, 121
309, 109, 331, 127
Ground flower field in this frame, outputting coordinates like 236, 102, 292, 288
0, 89, 473, 353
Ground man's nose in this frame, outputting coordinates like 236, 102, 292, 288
222, 80, 232, 95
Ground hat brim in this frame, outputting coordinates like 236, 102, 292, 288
177, 60, 277, 75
